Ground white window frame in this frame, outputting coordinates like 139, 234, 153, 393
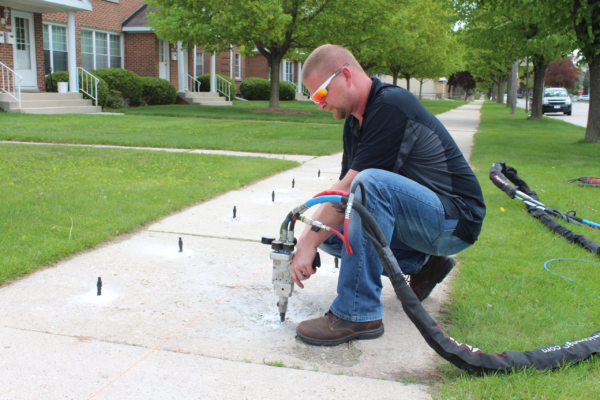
235, 52, 241, 80
194, 46, 204, 77
43, 22, 68, 74
283, 60, 294, 83
80, 28, 123, 70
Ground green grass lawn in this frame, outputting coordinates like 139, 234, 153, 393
0, 99, 468, 156
116, 99, 469, 122
0, 144, 297, 285
437, 102, 600, 398
0, 113, 342, 156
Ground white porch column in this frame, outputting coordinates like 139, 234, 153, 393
230, 48, 233, 79
210, 53, 216, 92
67, 11, 78, 93
296, 62, 302, 93
177, 41, 185, 92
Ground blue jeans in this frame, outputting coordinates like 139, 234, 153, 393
318, 169, 471, 322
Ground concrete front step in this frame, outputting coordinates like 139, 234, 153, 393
178, 91, 232, 106
182, 92, 223, 100
0, 92, 100, 113
19, 106, 102, 114
6, 99, 93, 109
295, 92, 310, 101
198, 101, 233, 106
0, 92, 84, 101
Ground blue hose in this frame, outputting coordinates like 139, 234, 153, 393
305, 195, 342, 208
544, 258, 600, 300
582, 219, 600, 229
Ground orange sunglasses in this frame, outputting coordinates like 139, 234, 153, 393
311, 63, 349, 104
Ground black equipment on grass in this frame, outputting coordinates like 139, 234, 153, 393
490, 162, 600, 255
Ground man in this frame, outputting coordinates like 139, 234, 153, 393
291, 44, 486, 346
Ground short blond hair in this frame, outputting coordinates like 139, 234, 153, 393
302, 44, 363, 82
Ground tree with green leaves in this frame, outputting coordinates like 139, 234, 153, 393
455, 0, 574, 118
546, 0, 600, 141
377, 0, 458, 91
146, 0, 394, 109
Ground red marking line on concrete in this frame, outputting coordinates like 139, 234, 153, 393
87, 260, 273, 400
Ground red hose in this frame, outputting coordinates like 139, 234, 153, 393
342, 219, 353, 255
313, 190, 349, 198
331, 225, 353, 256
311, 191, 353, 255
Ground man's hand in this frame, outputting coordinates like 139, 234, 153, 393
291, 244, 318, 289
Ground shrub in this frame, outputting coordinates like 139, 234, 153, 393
106, 90, 127, 109
141, 77, 177, 105
239, 77, 296, 101
239, 77, 270, 100
92, 68, 144, 105
194, 73, 236, 101
279, 81, 296, 100
45, 70, 109, 108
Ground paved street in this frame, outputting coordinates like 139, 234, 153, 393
517, 99, 589, 128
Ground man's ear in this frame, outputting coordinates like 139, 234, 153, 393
342, 66, 352, 87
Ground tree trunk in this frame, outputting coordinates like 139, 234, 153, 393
510, 61, 518, 114
496, 75, 507, 104
487, 86, 493, 101
585, 53, 600, 142
530, 60, 548, 119
491, 83, 497, 101
269, 56, 283, 109
506, 70, 512, 107
390, 67, 400, 86
419, 80, 424, 100
403, 74, 411, 91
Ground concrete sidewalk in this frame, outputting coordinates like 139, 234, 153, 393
0, 101, 482, 400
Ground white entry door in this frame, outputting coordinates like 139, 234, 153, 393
13, 11, 37, 89
158, 39, 169, 81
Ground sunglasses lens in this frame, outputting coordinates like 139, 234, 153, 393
312, 89, 328, 103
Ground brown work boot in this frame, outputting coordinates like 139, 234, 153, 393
296, 310, 384, 346
410, 256, 456, 302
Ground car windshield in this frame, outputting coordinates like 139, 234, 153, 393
544, 90, 568, 97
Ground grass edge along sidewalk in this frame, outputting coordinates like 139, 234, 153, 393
116, 99, 470, 122
0, 99, 469, 156
435, 102, 600, 399
0, 144, 297, 286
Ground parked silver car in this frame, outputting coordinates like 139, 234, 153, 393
542, 88, 572, 115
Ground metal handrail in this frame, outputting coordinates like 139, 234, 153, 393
216, 75, 232, 101
77, 67, 99, 106
301, 83, 310, 98
1, 62, 22, 108
186, 74, 201, 99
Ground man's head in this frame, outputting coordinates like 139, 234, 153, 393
302, 44, 369, 120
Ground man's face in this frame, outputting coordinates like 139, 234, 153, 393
305, 66, 352, 120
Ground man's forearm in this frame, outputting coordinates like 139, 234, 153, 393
297, 176, 352, 249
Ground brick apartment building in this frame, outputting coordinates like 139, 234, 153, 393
0, 0, 304, 101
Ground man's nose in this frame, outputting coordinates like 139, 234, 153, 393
318, 102, 327, 111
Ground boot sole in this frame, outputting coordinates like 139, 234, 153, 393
296, 324, 384, 346
417, 258, 456, 302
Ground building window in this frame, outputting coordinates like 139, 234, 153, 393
235, 53, 241, 80
43, 24, 68, 74
81, 30, 122, 71
195, 48, 204, 76
283, 60, 294, 83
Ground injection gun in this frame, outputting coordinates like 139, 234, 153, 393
261, 235, 320, 323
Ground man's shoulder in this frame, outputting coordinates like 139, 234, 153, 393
375, 84, 420, 110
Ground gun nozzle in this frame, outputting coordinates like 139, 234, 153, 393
280, 312, 286, 323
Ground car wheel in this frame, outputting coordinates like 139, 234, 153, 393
565, 107, 572, 116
